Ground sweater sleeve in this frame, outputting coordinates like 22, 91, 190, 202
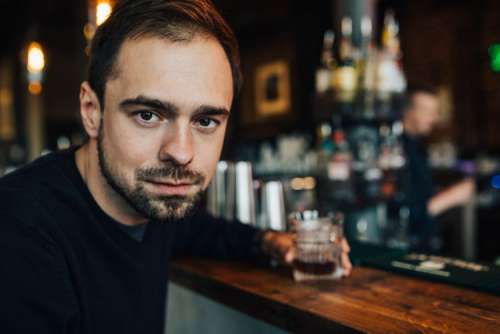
0, 216, 78, 333
171, 210, 269, 263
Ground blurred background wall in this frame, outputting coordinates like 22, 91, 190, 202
1, 0, 500, 157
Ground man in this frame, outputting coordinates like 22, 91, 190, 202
0, 1, 351, 333
402, 84, 475, 252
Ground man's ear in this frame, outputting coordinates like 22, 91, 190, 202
79, 82, 102, 139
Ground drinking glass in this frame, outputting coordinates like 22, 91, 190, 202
290, 211, 344, 281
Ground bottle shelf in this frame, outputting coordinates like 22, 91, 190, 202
313, 90, 406, 126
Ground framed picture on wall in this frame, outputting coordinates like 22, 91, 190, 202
254, 60, 291, 118
237, 32, 297, 134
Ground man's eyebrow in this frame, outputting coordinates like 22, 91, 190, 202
119, 95, 179, 116
192, 105, 230, 118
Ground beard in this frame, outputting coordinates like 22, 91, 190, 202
96, 123, 205, 222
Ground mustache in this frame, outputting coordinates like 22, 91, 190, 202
136, 163, 205, 185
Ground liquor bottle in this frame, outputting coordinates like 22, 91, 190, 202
358, 16, 377, 119
376, 10, 406, 98
315, 30, 335, 94
381, 10, 399, 57
359, 16, 376, 92
328, 129, 352, 181
339, 17, 353, 62
389, 121, 406, 169
333, 17, 357, 100
316, 122, 333, 177
316, 122, 334, 155
378, 121, 406, 199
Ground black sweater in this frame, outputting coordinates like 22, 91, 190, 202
0, 148, 263, 333
402, 134, 436, 252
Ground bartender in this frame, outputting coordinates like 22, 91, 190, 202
402, 84, 475, 252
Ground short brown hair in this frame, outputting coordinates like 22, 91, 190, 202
88, 0, 242, 107
406, 83, 437, 98
404, 82, 438, 110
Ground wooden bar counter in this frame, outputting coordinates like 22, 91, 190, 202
170, 259, 500, 333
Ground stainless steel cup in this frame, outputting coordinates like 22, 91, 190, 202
235, 162, 256, 225
259, 181, 286, 231
207, 161, 235, 220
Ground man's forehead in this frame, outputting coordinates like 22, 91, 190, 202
112, 34, 223, 73
111, 37, 180, 78
105, 35, 234, 110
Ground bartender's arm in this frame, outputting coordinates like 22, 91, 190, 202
427, 178, 475, 216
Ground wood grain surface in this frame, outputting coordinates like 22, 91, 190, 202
170, 259, 500, 334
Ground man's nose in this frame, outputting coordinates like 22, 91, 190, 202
158, 124, 194, 166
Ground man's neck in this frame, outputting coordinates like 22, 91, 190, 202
75, 143, 148, 226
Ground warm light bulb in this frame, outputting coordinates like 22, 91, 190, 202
96, 1, 112, 26
28, 82, 42, 95
27, 42, 45, 73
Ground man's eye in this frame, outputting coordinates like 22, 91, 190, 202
196, 118, 219, 129
134, 111, 159, 123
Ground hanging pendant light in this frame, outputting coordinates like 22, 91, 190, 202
26, 41, 46, 95
84, 0, 114, 54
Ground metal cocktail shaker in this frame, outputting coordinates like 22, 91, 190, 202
207, 161, 256, 225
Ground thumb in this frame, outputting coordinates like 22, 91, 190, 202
284, 247, 296, 264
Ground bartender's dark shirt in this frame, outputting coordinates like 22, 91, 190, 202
0, 148, 264, 334
402, 133, 436, 252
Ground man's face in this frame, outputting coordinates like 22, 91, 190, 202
97, 36, 233, 221
404, 92, 440, 136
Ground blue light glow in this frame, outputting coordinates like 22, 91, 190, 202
492, 175, 500, 189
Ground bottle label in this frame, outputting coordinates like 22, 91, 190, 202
334, 67, 357, 91
315, 69, 331, 93
328, 161, 350, 180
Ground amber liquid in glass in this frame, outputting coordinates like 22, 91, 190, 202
293, 260, 336, 275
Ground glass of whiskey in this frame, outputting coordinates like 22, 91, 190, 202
290, 212, 344, 281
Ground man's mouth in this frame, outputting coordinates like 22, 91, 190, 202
144, 179, 199, 196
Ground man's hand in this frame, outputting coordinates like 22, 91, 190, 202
260, 230, 352, 276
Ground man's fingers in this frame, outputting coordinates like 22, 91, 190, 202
284, 247, 296, 264
341, 238, 350, 253
340, 238, 352, 276
341, 252, 352, 276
